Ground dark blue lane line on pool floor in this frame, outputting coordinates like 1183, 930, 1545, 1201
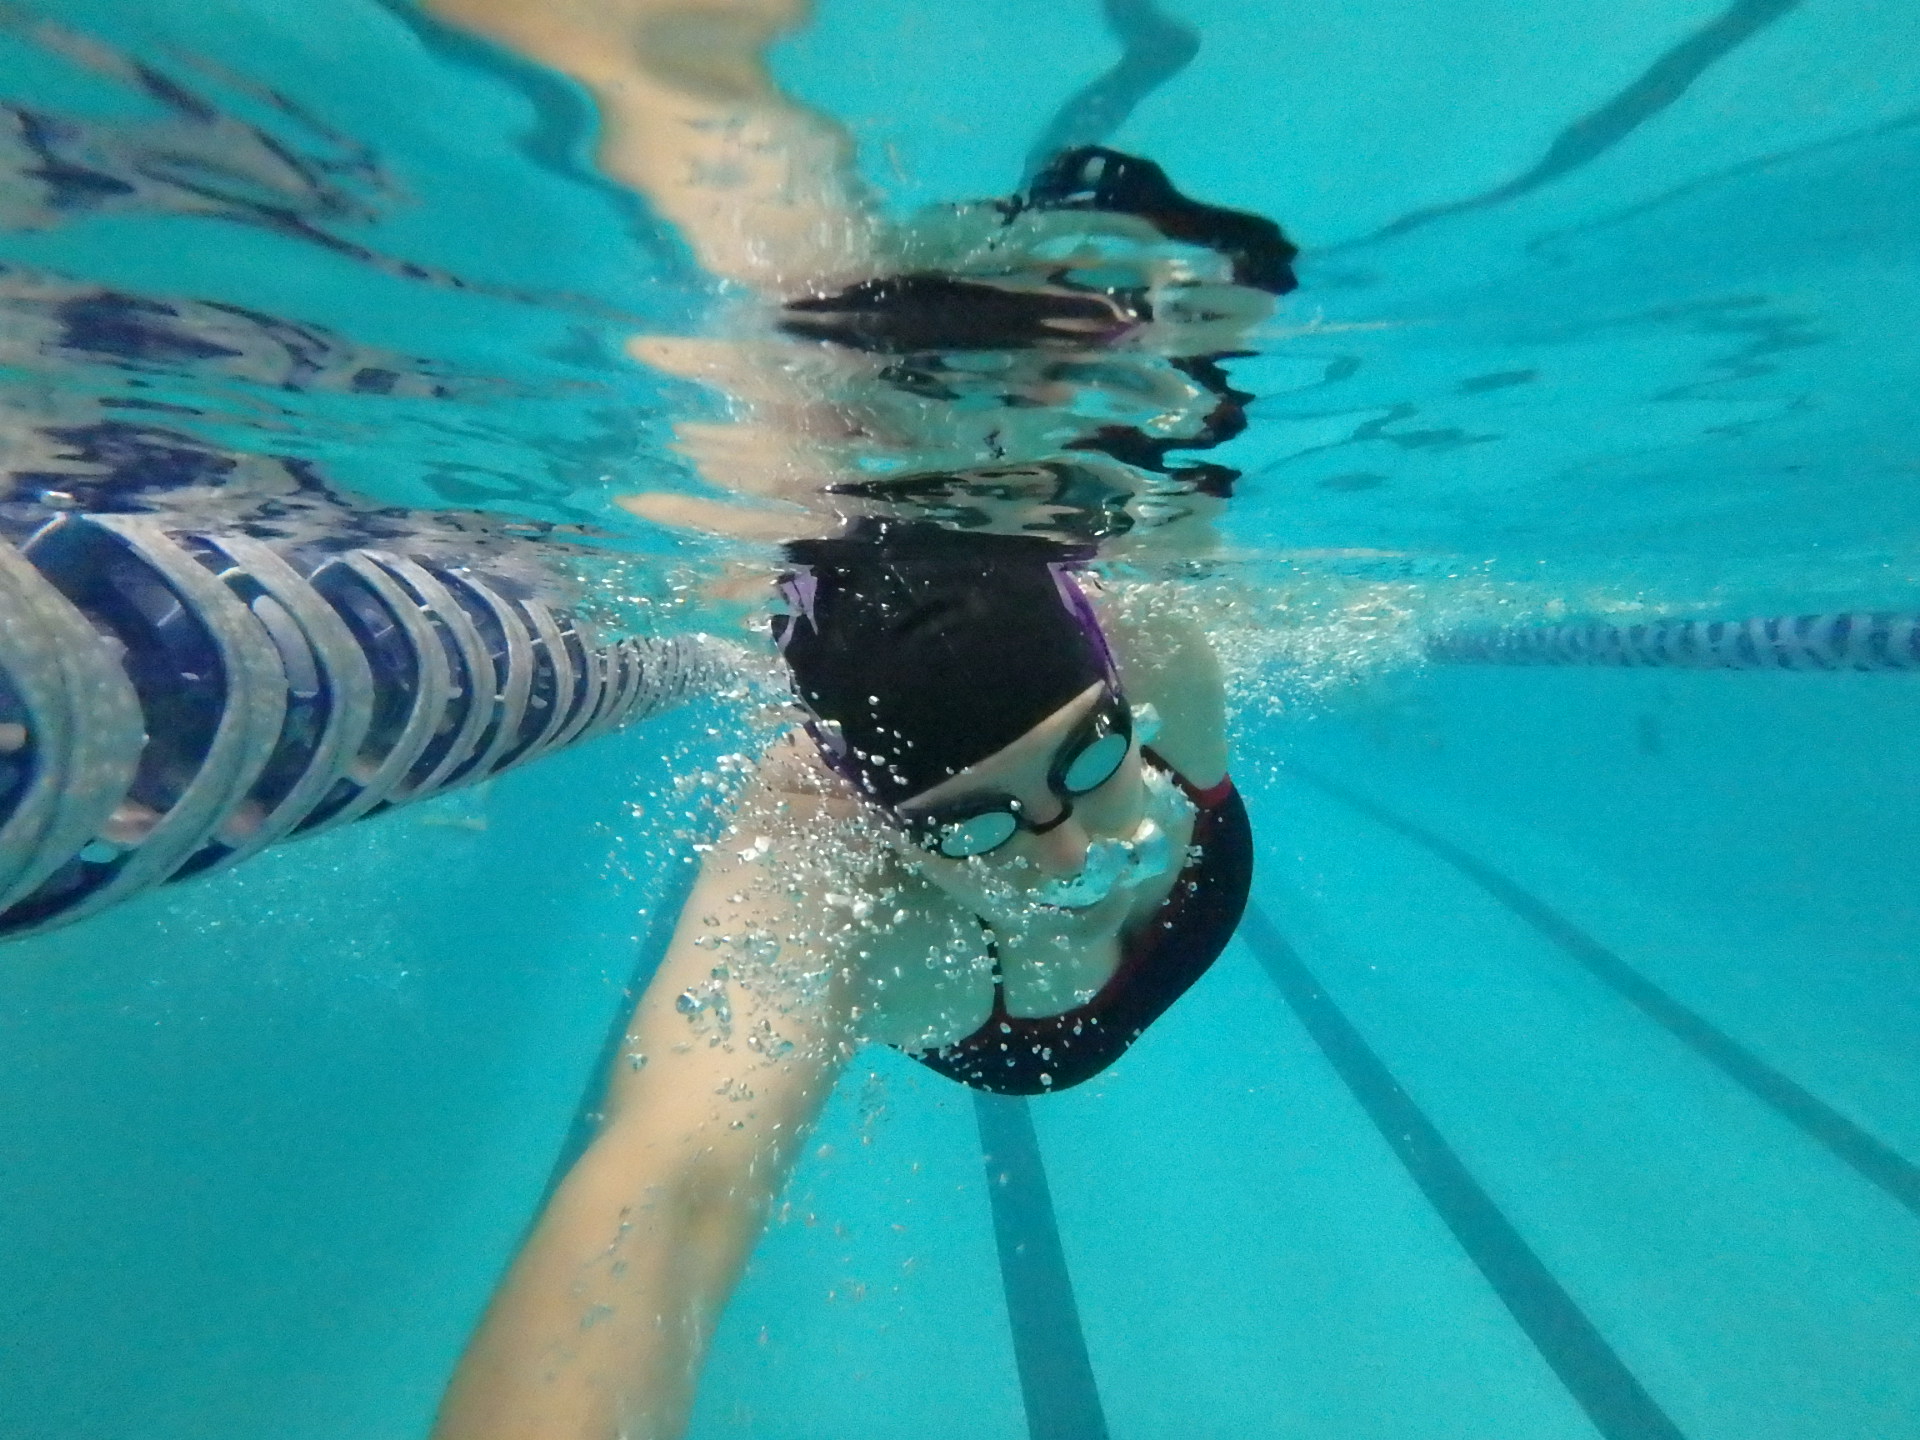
1332, 0, 1808, 251
1297, 769, 1920, 1223
1023, 0, 1201, 185
973, 1092, 1112, 1440
538, 854, 705, 1210
1239, 904, 1689, 1440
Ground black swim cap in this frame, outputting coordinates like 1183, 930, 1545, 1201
774, 522, 1112, 806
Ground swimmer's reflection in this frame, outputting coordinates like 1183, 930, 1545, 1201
623, 144, 1293, 551
424, 3, 1283, 1436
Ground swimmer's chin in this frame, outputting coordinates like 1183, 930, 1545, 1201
1032, 875, 1132, 914
1037, 892, 1114, 914
986, 885, 1126, 924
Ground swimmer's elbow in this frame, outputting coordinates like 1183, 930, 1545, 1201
670, 1145, 778, 1225
591, 1109, 789, 1239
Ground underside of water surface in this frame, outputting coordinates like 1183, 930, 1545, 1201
2, 1, 1918, 1437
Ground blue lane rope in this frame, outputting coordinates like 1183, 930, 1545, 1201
1428, 612, 1920, 671
0, 513, 736, 943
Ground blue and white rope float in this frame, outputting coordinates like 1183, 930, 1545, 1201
0, 513, 735, 942
1426, 613, 1920, 672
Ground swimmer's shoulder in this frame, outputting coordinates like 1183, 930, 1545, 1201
1091, 585, 1229, 789
750, 728, 887, 832
758, 729, 857, 803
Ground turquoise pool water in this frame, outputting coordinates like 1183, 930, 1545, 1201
3, 1, 1919, 1437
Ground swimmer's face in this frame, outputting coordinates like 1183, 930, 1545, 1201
889, 682, 1150, 925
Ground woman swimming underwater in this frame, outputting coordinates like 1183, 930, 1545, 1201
421, 1, 1291, 1435
433, 522, 1251, 1440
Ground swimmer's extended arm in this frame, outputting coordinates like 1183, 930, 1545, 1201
432, 794, 856, 1440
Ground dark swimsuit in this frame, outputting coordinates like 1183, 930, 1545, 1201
901, 755, 1253, 1095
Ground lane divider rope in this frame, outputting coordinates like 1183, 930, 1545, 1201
0, 514, 738, 943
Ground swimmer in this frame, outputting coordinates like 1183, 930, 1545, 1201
421, 4, 1271, 1435
431, 522, 1250, 1440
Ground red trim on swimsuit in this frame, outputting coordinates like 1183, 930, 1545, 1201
900, 752, 1254, 1095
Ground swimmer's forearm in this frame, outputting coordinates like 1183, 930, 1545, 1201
436, 846, 851, 1440
430, 1121, 776, 1440
1101, 600, 1230, 787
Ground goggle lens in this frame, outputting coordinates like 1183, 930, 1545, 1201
1059, 728, 1129, 795
906, 692, 1135, 859
934, 810, 1022, 859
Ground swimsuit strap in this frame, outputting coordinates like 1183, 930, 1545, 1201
1144, 746, 1229, 808
976, 915, 1010, 1018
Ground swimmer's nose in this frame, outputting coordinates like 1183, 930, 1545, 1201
1028, 813, 1092, 877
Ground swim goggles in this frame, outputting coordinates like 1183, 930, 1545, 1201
896, 689, 1134, 859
